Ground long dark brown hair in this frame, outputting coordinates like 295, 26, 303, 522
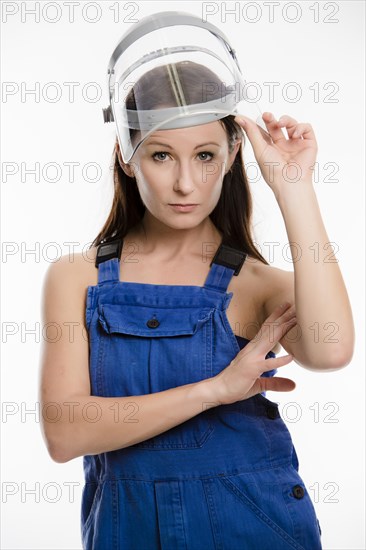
90, 61, 269, 265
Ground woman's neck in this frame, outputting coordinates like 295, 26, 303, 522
128, 217, 223, 262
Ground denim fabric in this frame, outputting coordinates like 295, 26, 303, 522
81, 243, 323, 549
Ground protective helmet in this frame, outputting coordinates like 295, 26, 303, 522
102, 11, 268, 163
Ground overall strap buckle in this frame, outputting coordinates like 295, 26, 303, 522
210, 244, 247, 275
95, 237, 123, 285
95, 238, 123, 267
204, 243, 247, 293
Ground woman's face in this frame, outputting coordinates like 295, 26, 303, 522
120, 120, 241, 231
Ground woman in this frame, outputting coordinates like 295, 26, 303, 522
39, 13, 354, 550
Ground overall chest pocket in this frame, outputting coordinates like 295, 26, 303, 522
96, 302, 216, 450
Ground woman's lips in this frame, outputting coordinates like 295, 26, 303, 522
169, 204, 198, 212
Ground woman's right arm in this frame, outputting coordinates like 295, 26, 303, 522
39, 255, 297, 464
38, 254, 220, 463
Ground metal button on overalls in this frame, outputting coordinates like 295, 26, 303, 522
292, 485, 306, 499
81, 238, 323, 550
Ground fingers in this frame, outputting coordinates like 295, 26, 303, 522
236, 112, 316, 146
273, 114, 299, 139
249, 302, 297, 356
234, 115, 268, 153
261, 112, 287, 143
252, 376, 296, 396
278, 116, 316, 141
261, 352, 294, 372
257, 124, 273, 145
263, 113, 317, 142
266, 301, 295, 321
264, 302, 297, 328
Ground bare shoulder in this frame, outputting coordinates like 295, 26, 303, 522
53, 246, 98, 279
41, 246, 99, 307
71, 246, 99, 287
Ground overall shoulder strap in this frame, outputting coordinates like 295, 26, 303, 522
95, 238, 123, 284
204, 243, 247, 293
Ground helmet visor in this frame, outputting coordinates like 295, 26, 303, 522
108, 15, 266, 163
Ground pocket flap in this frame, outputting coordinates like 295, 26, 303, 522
98, 303, 215, 337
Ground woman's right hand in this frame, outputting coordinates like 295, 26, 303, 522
211, 302, 297, 405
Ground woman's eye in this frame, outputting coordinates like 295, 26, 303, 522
152, 151, 214, 162
198, 151, 214, 161
152, 152, 169, 161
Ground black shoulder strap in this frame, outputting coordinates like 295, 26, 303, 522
209, 243, 247, 276
95, 237, 123, 268
95, 238, 246, 276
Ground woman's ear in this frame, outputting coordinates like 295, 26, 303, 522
226, 139, 242, 174
115, 141, 135, 178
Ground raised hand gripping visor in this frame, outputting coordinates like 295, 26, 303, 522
102, 11, 269, 164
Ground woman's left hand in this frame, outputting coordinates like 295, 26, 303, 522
234, 112, 318, 197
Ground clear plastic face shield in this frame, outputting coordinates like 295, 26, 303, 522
102, 11, 270, 164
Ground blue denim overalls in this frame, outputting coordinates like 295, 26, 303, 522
81, 237, 323, 550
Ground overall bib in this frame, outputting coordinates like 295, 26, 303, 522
81, 238, 323, 550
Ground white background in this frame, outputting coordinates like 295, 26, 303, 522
1, 1, 365, 548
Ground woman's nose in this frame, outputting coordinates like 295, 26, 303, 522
173, 162, 196, 192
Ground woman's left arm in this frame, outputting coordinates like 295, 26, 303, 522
235, 112, 355, 371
